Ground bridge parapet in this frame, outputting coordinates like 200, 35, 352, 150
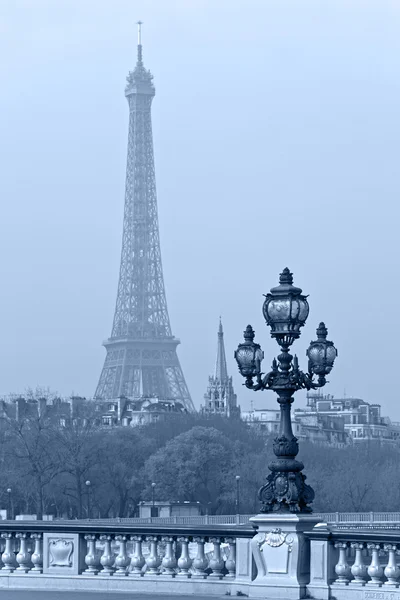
2, 518, 400, 598
308, 525, 400, 600
0, 520, 255, 596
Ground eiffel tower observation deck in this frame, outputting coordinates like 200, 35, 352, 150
95, 24, 194, 411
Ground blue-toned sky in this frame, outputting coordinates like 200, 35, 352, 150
0, 0, 399, 414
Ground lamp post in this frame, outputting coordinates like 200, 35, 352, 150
6, 488, 12, 520
85, 480, 91, 519
235, 476, 240, 515
151, 482, 156, 518
235, 268, 337, 514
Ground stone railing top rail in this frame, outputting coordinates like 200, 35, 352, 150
307, 526, 400, 541
314, 511, 400, 523
64, 514, 254, 526
0, 519, 255, 538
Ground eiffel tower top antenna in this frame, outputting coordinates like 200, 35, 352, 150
137, 20, 143, 44
136, 21, 143, 63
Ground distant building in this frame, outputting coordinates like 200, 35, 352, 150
0, 395, 86, 427
139, 501, 201, 519
201, 319, 239, 417
241, 407, 347, 446
242, 408, 296, 435
243, 393, 400, 445
295, 392, 399, 444
94, 396, 187, 427
0, 392, 187, 429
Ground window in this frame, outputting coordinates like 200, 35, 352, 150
59, 418, 66, 427
108, 404, 116, 412
276, 413, 280, 419
102, 416, 112, 426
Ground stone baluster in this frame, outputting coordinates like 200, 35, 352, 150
130, 535, 145, 576
225, 538, 236, 579
334, 542, 351, 584
15, 533, 32, 573
99, 535, 115, 575
176, 537, 192, 577
1, 533, 16, 573
115, 535, 130, 576
350, 542, 367, 585
84, 534, 99, 575
367, 544, 383, 585
30, 533, 43, 573
192, 537, 208, 578
384, 544, 400, 586
161, 536, 177, 576
145, 536, 160, 575
209, 537, 225, 579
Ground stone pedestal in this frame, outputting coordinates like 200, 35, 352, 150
43, 533, 86, 575
307, 522, 337, 600
248, 513, 320, 599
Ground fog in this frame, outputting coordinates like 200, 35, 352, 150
0, 0, 399, 414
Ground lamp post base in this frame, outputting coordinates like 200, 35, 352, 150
258, 434, 315, 514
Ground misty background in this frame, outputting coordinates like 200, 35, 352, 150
0, 0, 399, 414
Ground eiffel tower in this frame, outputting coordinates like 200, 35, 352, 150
95, 23, 194, 411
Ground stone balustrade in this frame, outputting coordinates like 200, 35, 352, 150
2, 517, 400, 598
0, 521, 254, 596
308, 526, 400, 600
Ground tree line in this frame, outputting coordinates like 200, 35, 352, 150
0, 398, 398, 518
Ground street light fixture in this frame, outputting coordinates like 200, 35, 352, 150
6, 488, 12, 520
151, 482, 156, 518
85, 480, 91, 519
235, 476, 240, 515
235, 268, 337, 514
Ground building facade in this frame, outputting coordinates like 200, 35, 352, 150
296, 392, 399, 443
0, 395, 87, 427
241, 407, 347, 446
201, 320, 239, 417
94, 396, 187, 427
242, 393, 399, 445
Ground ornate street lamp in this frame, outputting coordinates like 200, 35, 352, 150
85, 480, 91, 519
151, 482, 156, 517
235, 475, 240, 515
235, 268, 337, 513
6, 488, 12, 520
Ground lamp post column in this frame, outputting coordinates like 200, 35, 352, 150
151, 482, 156, 520
235, 476, 240, 522
6, 489, 13, 520
85, 481, 91, 519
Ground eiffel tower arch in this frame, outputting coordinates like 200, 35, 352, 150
95, 24, 194, 412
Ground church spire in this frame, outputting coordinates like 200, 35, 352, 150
215, 317, 228, 382
201, 318, 239, 417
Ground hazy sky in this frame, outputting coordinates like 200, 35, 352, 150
1, 0, 399, 415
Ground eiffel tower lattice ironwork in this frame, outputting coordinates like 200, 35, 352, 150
95, 24, 194, 411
